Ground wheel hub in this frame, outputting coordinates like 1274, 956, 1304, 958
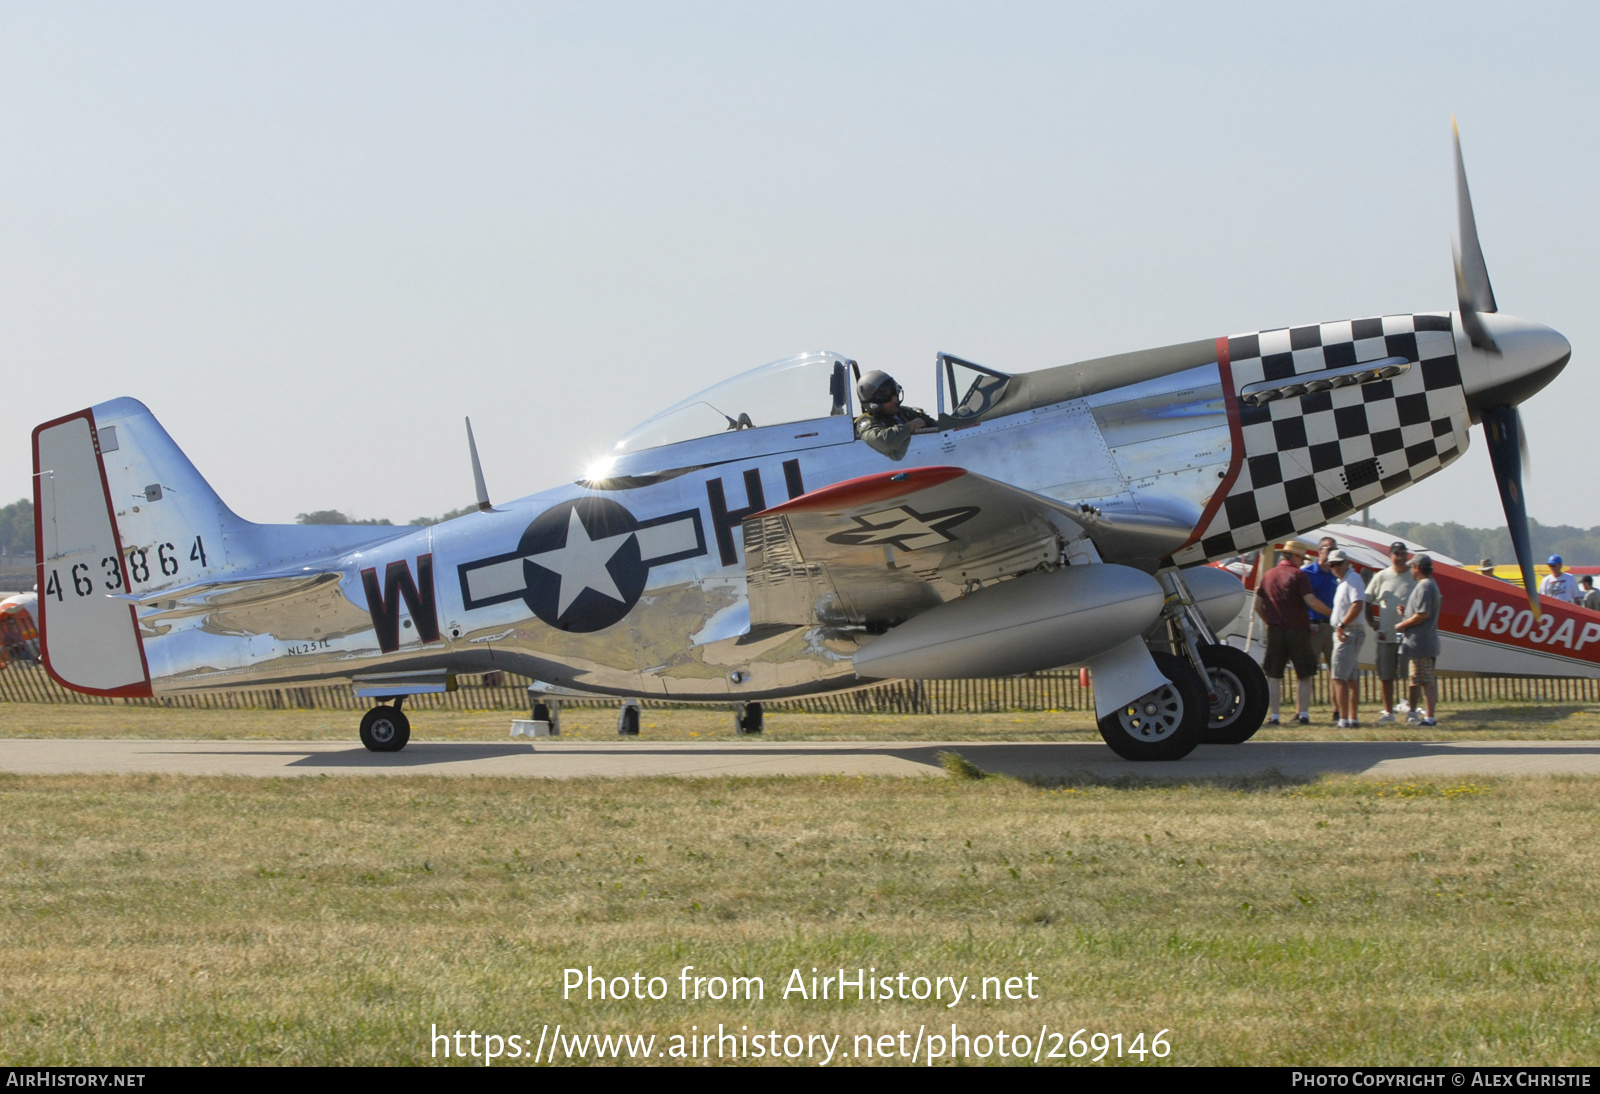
370, 718, 396, 744
1207, 668, 1244, 725
1116, 683, 1183, 741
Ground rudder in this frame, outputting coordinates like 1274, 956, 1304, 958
33, 409, 151, 695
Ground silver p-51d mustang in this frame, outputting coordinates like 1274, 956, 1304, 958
31, 127, 1570, 760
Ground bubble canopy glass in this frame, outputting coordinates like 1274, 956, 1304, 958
608, 352, 851, 455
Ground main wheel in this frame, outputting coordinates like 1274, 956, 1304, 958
735, 701, 764, 736
1096, 650, 1207, 761
359, 706, 411, 752
1198, 643, 1269, 744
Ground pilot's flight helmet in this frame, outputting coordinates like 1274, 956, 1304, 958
857, 370, 902, 408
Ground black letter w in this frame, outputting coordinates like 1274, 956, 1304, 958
361, 554, 441, 653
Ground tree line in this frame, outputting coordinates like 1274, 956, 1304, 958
1369, 519, 1600, 569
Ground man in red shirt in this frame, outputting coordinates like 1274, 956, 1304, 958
1255, 539, 1333, 726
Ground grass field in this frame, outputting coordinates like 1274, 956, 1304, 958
6, 699, 1600, 742
3, 764, 1600, 1065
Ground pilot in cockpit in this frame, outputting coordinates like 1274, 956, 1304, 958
854, 370, 933, 461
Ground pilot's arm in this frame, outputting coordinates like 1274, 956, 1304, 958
855, 408, 931, 461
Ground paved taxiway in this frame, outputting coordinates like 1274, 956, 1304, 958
3, 739, 1600, 778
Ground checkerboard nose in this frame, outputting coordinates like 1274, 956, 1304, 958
1459, 312, 1571, 418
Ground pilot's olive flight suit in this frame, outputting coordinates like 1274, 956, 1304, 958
855, 405, 931, 461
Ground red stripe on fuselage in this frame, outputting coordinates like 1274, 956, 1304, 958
1172, 336, 1243, 556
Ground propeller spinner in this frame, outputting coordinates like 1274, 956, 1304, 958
1451, 119, 1571, 613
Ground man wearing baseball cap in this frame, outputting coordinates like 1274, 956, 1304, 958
1395, 554, 1441, 726
1254, 540, 1333, 726
1364, 541, 1416, 723
1540, 556, 1578, 604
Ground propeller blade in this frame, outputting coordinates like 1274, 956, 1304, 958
1453, 118, 1498, 314
1481, 405, 1540, 614
1453, 119, 1500, 354
1454, 242, 1501, 354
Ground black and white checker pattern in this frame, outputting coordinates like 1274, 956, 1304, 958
1172, 313, 1470, 565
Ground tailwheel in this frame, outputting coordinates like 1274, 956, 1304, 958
1096, 650, 1207, 761
735, 701, 764, 736
1198, 643, 1269, 744
617, 700, 641, 736
359, 705, 411, 752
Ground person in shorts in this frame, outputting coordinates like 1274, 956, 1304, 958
1327, 550, 1366, 727
1394, 554, 1441, 726
1364, 541, 1415, 723
1254, 540, 1333, 725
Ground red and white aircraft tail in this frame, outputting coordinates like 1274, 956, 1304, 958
1216, 522, 1600, 679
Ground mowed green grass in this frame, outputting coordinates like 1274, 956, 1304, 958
5, 699, 1600, 742
2, 771, 1599, 1065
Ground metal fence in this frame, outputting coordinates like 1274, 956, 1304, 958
2, 662, 1598, 714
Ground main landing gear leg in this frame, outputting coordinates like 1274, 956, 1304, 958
1156, 569, 1269, 744
617, 699, 641, 737
735, 701, 764, 736
532, 700, 561, 736
360, 697, 411, 753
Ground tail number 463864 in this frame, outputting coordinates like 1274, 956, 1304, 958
42, 535, 208, 601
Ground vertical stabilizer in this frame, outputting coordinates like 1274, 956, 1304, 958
88, 397, 235, 589
32, 409, 151, 695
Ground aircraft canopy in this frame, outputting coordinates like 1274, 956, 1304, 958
609, 352, 851, 455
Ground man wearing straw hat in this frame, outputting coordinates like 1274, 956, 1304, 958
1254, 539, 1333, 726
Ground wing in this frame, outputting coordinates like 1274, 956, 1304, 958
742, 466, 1090, 627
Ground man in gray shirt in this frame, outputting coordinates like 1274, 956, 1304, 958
1579, 575, 1600, 612
1394, 554, 1441, 727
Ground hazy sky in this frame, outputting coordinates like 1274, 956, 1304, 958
2, 2, 1595, 529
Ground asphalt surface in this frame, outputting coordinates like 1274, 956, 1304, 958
2, 738, 1600, 778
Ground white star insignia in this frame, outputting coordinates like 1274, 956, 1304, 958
527, 509, 634, 616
